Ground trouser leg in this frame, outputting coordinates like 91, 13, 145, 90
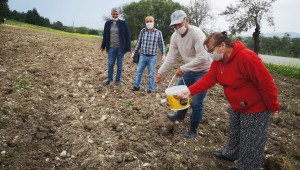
223, 108, 240, 161
236, 111, 270, 170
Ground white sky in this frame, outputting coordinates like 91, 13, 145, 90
8, 0, 300, 35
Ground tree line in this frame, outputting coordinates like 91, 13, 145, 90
245, 34, 300, 58
8, 8, 101, 35
1, 0, 299, 58
0, 0, 100, 35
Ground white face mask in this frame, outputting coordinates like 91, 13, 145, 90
146, 22, 154, 29
175, 22, 187, 35
112, 17, 119, 22
208, 51, 224, 61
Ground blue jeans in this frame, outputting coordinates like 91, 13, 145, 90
176, 71, 208, 127
134, 54, 157, 91
107, 47, 124, 82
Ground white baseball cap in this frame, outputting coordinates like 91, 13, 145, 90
169, 10, 187, 26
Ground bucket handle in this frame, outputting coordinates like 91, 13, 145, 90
168, 74, 186, 88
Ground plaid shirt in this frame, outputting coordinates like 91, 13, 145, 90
134, 28, 165, 56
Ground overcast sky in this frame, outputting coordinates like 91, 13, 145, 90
8, 0, 300, 35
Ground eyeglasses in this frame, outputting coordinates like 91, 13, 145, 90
205, 44, 221, 54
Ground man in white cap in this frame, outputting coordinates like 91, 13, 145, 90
155, 10, 212, 138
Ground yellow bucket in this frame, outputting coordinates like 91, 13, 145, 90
165, 85, 190, 111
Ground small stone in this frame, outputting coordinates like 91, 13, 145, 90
60, 150, 67, 157
143, 163, 152, 167
160, 99, 167, 104
100, 115, 107, 122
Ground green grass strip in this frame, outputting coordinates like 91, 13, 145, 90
5, 20, 101, 38
265, 63, 300, 79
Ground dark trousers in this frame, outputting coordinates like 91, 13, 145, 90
223, 109, 270, 170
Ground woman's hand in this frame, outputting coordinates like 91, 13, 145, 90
175, 89, 191, 99
271, 111, 279, 118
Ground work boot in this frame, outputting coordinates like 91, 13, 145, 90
182, 124, 198, 138
167, 112, 185, 122
103, 81, 110, 86
131, 86, 140, 91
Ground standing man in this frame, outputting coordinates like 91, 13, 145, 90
131, 16, 165, 93
101, 8, 131, 86
155, 10, 212, 138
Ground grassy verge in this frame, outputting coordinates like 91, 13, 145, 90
265, 63, 300, 79
4, 20, 100, 38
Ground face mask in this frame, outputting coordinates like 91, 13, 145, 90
112, 17, 119, 22
175, 22, 187, 35
208, 51, 224, 61
146, 22, 154, 29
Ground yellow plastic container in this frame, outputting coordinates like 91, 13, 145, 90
165, 85, 190, 111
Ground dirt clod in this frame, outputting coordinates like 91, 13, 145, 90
0, 25, 299, 169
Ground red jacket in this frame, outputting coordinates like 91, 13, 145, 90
189, 41, 280, 113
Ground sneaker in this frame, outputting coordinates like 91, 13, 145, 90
115, 82, 122, 86
131, 86, 140, 91
229, 167, 238, 170
147, 90, 153, 93
103, 81, 110, 86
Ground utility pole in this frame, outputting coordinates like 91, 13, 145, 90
73, 21, 75, 33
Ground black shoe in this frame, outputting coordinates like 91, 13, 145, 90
167, 113, 184, 122
131, 86, 140, 91
103, 81, 110, 86
147, 90, 153, 93
115, 82, 121, 86
212, 151, 235, 162
229, 167, 238, 170
182, 129, 197, 138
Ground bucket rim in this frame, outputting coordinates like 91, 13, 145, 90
165, 85, 188, 95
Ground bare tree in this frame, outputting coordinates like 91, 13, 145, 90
220, 0, 277, 54
187, 0, 214, 32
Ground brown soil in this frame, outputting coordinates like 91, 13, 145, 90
0, 25, 299, 170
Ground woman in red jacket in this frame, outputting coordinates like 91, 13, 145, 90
177, 31, 280, 170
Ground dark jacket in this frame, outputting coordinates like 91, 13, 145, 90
101, 19, 131, 54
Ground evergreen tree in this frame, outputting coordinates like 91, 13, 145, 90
0, 0, 9, 22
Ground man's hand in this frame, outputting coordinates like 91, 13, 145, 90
131, 52, 135, 58
175, 68, 184, 77
155, 73, 163, 83
100, 48, 105, 53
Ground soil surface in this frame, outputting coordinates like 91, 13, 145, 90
0, 25, 299, 170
